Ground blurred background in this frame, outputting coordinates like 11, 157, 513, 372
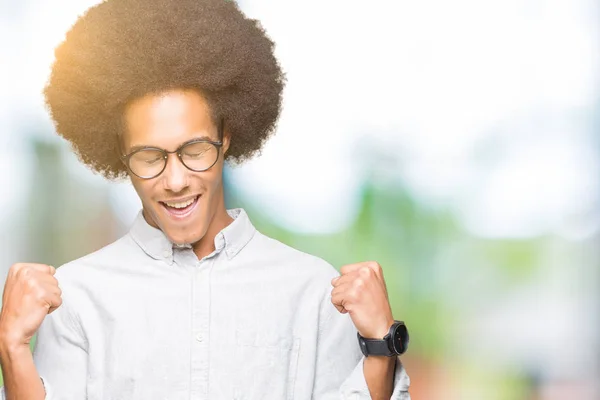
1, 0, 599, 398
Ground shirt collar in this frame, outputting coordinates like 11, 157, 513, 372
129, 208, 256, 264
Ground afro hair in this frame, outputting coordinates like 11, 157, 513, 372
44, 0, 285, 179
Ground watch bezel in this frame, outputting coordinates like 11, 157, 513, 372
389, 321, 409, 355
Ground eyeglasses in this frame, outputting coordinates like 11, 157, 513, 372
121, 120, 224, 180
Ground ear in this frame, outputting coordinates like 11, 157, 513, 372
222, 130, 231, 156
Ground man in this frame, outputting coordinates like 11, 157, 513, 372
0, 0, 410, 398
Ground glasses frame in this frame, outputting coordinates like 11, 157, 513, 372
121, 119, 224, 180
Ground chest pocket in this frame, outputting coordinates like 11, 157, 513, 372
233, 328, 301, 400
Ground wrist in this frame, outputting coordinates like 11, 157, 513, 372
0, 330, 30, 358
364, 353, 397, 366
0, 341, 30, 358
372, 318, 395, 339
358, 320, 409, 357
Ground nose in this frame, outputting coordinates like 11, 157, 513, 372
162, 153, 190, 193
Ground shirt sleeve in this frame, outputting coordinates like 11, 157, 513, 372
312, 288, 411, 400
32, 294, 88, 400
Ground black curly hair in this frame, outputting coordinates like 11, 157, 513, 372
44, 0, 285, 180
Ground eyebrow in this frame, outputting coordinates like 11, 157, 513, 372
127, 135, 216, 153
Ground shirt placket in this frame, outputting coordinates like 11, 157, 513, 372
190, 256, 213, 399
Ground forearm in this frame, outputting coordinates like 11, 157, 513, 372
363, 355, 396, 400
0, 342, 45, 400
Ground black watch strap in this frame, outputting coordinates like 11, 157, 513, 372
357, 333, 394, 357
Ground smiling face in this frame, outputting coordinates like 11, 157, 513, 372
122, 89, 231, 247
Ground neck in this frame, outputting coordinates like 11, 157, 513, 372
192, 192, 233, 260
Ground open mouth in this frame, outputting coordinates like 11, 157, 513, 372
160, 195, 200, 219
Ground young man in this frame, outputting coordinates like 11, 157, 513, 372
0, 0, 410, 398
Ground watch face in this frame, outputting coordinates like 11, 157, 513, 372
392, 322, 409, 354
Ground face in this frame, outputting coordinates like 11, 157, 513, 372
122, 89, 230, 245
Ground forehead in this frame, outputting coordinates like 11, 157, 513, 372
122, 89, 217, 151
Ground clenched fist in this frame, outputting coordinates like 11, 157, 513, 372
331, 261, 394, 339
0, 263, 62, 348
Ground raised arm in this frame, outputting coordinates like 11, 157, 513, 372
0, 263, 61, 399
327, 262, 411, 399
0, 263, 87, 399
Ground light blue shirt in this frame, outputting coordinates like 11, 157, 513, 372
6, 208, 410, 399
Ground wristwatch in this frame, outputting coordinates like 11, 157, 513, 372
357, 320, 409, 357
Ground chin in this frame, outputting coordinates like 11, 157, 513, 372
169, 231, 205, 246
160, 219, 206, 244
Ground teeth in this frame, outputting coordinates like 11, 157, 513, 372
164, 197, 196, 209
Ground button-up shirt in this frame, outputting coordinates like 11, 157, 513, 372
3, 209, 410, 399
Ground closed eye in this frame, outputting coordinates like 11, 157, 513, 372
144, 157, 163, 164
184, 150, 208, 159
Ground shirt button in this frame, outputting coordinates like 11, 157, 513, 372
195, 334, 204, 342
162, 250, 170, 258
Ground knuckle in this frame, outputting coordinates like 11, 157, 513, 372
369, 261, 382, 271
9, 263, 22, 273
21, 267, 36, 280
359, 266, 373, 278
14, 265, 27, 278
23, 276, 38, 290
35, 288, 47, 301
